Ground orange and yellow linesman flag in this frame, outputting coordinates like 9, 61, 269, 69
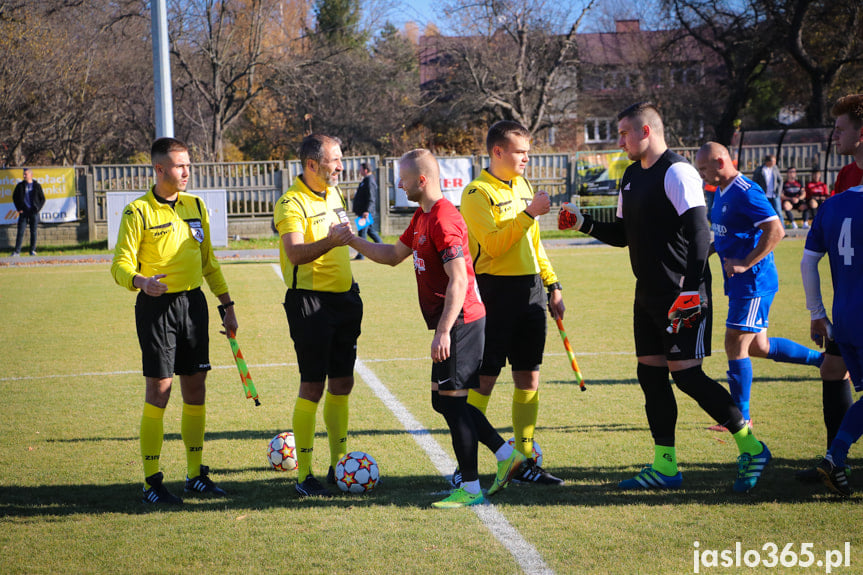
555, 317, 585, 391
226, 330, 260, 406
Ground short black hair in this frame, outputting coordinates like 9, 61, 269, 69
151, 137, 188, 164
617, 101, 660, 122
299, 134, 342, 166
486, 120, 530, 155
360, 162, 371, 172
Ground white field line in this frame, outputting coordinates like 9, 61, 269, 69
0, 362, 297, 383
355, 359, 554, 575
272, 261, 553, 574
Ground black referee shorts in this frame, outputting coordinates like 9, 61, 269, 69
633, 294, 712, 361
431, 317, 485, 391
284, 285, 363, 382
475, 274, 547, 376
135, 288, 211, 378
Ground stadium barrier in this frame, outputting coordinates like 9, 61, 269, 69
0, 137, 847, 247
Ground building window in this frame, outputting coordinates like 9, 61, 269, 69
584, 118, 615, 143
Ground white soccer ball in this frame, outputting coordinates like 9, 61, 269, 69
335, 451, 380, 494
267, 432, 297, 471
506, 437, 543, 467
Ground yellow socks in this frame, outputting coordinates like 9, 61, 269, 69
732, 424, 764, 456
323, 392, 350, 469
467, 389, 491, 415
140, 403, 165, 480
181, 403, 206, 478
653, 445, 678, 476
512, 388, 539, 457
293, 397, 319, 479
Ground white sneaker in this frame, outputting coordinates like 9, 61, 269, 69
791, 222, 798, 229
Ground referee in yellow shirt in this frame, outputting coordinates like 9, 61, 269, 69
111, 137, 237, 505
459, 120, 566, 486
274, 134, 360, 497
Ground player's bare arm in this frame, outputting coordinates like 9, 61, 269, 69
548, 288, 565, 320
282, 223, 354, 266
723, 218, 784, 277
217, 292, 238, 334
348, 237, 411, 266
431, 256, 468, 363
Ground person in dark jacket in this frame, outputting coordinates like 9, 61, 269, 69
351, 163, 382, 259
12, 168, 45, 256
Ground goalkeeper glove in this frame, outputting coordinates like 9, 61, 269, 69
667, 291, 701, 334
558, 203, 585, 230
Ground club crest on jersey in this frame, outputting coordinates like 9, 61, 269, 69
412, 250, 426, 272
418, 234, 427, 245
187, 219, 204, 243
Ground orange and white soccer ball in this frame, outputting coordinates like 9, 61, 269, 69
334, 451, 380, 494
267, 432, 297, 471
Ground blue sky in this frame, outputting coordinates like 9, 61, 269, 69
391, 0, 441, 28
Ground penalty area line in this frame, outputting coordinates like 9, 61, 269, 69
355, 359, 554, 575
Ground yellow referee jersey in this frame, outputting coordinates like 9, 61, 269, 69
460, 169, 558, 286
274, 176, 353, 292
111, 188, 228, 295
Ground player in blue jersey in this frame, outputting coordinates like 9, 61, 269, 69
696, 143, 822, 429
798, 94, 863, 497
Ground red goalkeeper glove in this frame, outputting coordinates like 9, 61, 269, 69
558, 203, 584, 230
667, 291, 701, 334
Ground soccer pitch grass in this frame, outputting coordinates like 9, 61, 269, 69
0, 239, 858, 574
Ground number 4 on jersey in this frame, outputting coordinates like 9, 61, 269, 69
838, 217, 855, 266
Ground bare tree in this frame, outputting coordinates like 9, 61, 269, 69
168, 0, 282, 161
663, 0, 779, 144
764, 0, 863, 126
440, 0, 598, 136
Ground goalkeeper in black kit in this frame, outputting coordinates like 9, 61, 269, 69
559, 102, 771, 493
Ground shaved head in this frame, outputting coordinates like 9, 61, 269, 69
698, 142, 731, 162
618, 102, 665, 139
696, 141, 737, 188
398, 149, 442, 207
400, 148, 440, 182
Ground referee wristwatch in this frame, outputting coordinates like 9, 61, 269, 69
217, 301, 235, 314
546, 282, 562, 294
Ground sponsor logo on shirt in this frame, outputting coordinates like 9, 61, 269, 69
412, 250, 426, 273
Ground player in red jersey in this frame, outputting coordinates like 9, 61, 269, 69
350, 149, 526, 508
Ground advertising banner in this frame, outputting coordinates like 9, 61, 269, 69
394, 157, 473, 207
0, 167, 78, 224
574, 151, 632, 196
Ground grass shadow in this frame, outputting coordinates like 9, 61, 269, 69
1, 457, 851, 519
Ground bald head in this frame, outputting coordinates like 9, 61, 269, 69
398, 149, 442, 208
696, 141, 737, 188
400, 149, 440, 183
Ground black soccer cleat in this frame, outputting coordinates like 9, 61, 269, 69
296, 474, 333, 498
184, 465, 227, 496
142, 472, 183, 505
326, 465, 336, 485
516, 459, 565, 485
817, 458, 852, 497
